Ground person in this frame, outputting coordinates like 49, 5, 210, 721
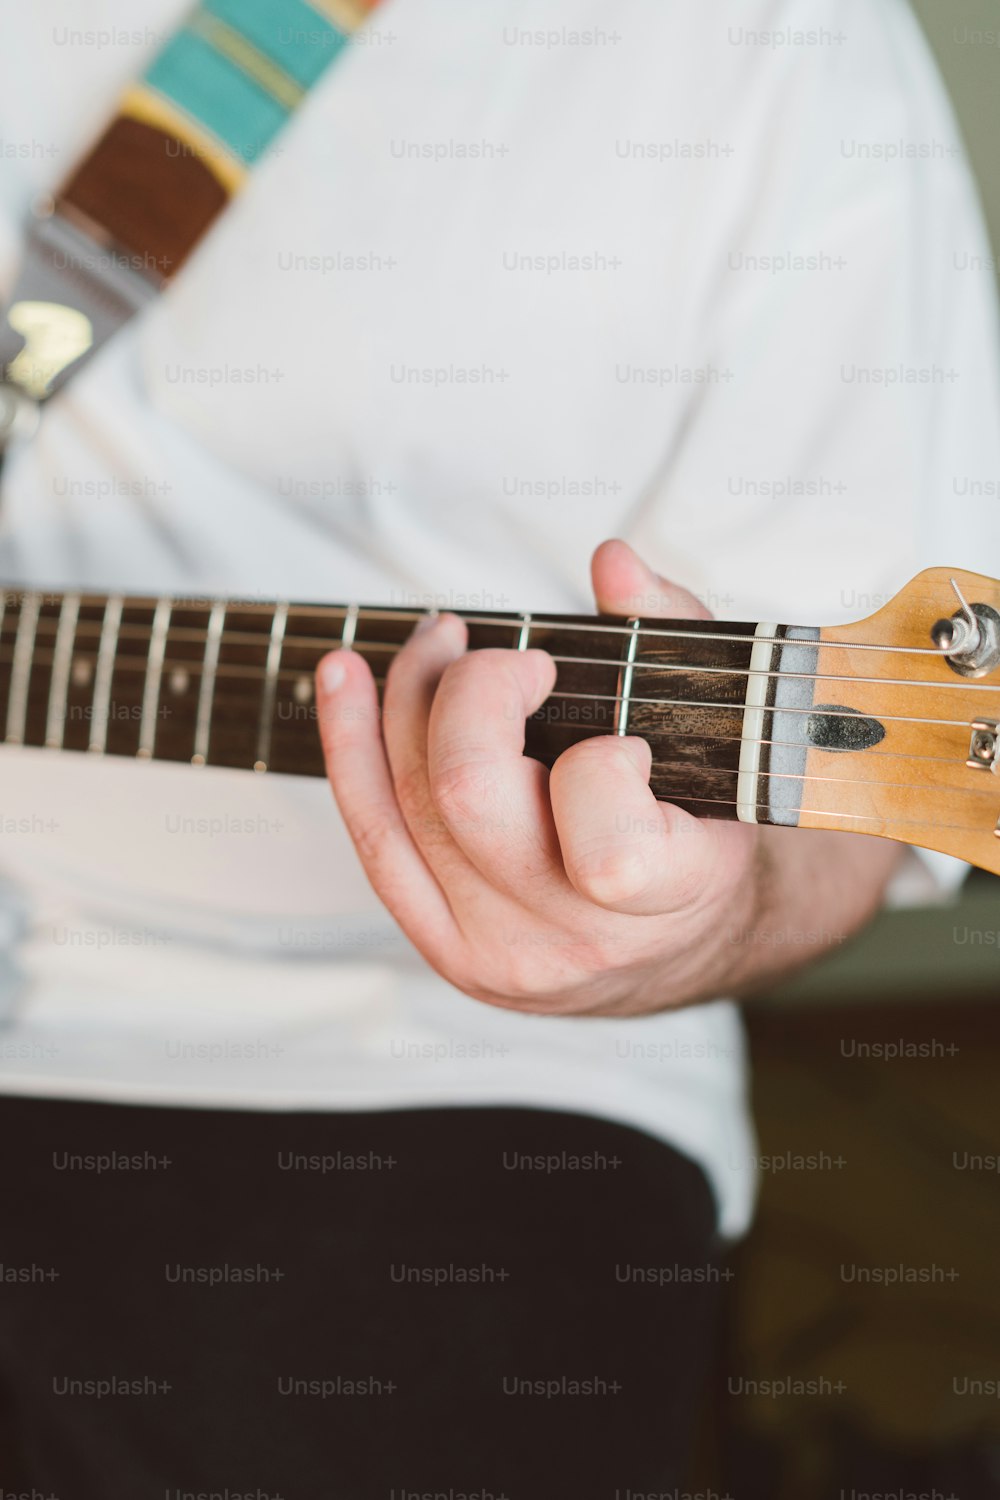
0, 0, 998, 1493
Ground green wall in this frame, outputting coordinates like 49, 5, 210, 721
911, 0, 1000, 274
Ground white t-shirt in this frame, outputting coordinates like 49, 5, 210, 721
0, 0, 997, 1238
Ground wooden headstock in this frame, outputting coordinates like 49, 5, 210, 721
800, 569, 1000, 876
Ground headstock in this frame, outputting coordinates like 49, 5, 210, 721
799, 568, 1000, 876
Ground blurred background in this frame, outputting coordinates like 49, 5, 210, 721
693, 13, 1000, 1494
691, 7, 1000, 1468
914, 0, 1000, 270
696, 866, 1000, 1496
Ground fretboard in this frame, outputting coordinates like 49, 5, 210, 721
0, 588, 816, 825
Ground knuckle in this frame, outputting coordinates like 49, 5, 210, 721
571, 845, 651, 909
449, 927, 628, 1014
498, 926, 598, 1002
431, 756, 494, 829
572, 934, 628, 979
497, 950, 556, 1004
348, 804, 395, 872
450, 941, 555, 1010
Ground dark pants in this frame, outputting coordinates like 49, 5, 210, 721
0, 1097, 722, 1498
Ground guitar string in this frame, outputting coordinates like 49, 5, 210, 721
1, 641, 978, 772
524, 717, 965, 767
6, 619, 1000, 698
1, 660, 997, 810
0, 643, 984, 737
0, 595, 967, 655
541, 690, 968, 731
0, 643, 979, 733
557, 757, 999, 804
608, 793, 994, 836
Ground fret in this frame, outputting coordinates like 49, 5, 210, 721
44, 593, 81, 748
192, 601, 226, 766
148, 604, 209, 765
210, 605, 271, 769
614, 618, 641, 736
516, 612, 531, 651
19, 595, 63, 748
88, 597, 124, 753
341, 603, 359, 648
57, 600, 105, 752
137, 597, 172, 759
464, 612, 531, 652
5, 592, 42, 745
254, 602, 288, 773
625, 619, 758, 820
104, 603, 157, 756
267, 606, 351, 776
520, 618, 626, 769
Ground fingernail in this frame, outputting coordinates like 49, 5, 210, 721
412, 611, 440, 638
318, 654, 347, 693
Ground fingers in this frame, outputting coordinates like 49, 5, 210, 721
568, 539, 719, 915
591, 538, 712, 620
314, 647, 459, 960
376, 614, 569, 909
425, 642, 570, 899
381, 612, 472, 873
549, 734, 714, 916
318, 542, 725, 952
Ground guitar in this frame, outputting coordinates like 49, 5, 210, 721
0, 567, 997, 875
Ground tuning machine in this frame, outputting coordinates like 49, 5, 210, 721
931, 579, 1000, 677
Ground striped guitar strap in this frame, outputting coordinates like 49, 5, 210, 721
0, 0, 382, 451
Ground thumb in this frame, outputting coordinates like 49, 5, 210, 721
591, 538, 712, 620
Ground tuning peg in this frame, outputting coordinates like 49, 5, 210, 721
931, 579, 1000, 676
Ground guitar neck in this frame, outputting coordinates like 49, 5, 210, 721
3, 579, 1000, 875
0, 586, 789, 822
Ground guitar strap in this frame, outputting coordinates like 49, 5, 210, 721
0, 0, 381, 455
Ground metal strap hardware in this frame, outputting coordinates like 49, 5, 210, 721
0, 202, 160, 446
0, 0, 382, 459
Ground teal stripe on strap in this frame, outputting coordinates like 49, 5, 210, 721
145, 29, 290, 162
201, 0, 348, 88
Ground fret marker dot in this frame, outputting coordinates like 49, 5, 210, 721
294, 676, 313, 705
169, 668, 190, 695
71, 658, 92, 687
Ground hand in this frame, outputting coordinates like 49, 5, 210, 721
315, 540, 901, 1016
